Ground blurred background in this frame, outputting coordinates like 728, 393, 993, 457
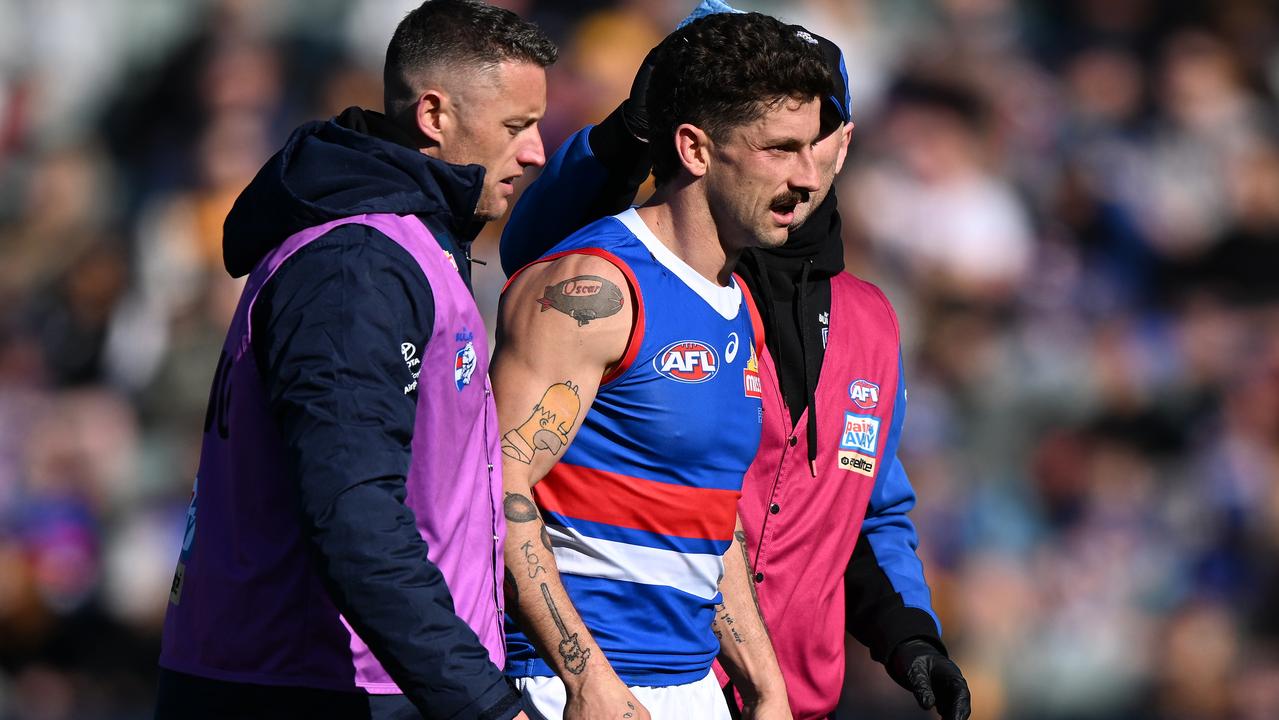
1, 0, 1277, 718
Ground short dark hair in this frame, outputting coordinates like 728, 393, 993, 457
383, 0, 557, 118
647, 12, 833, 185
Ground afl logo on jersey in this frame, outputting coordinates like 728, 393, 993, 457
654, 340, 719, 383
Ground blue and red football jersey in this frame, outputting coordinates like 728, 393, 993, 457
505, 208, 764, 686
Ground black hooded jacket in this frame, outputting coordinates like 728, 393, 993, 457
736, 192, 841, 436
177, 108, 520, 720
734, 194, 946, 664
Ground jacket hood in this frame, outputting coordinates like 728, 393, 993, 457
736, 193, 844, 472
222, 107, 485, 277
743, 192, 844, 284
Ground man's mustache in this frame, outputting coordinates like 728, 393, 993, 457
770, 189, 811, 210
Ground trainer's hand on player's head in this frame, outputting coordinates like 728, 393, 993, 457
887, 639, 972, 720
620, 46, 658, 142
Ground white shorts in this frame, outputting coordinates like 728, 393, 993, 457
515, 670, 731, 720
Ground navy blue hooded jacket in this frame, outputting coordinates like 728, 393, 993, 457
162, 107, 520, 720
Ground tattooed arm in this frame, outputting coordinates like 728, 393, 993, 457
492, 253, 649, 720
714, 515, 791, 720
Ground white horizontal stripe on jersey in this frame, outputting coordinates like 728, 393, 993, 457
546, 523, 725, 601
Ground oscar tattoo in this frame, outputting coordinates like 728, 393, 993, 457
536, 275, 623, 326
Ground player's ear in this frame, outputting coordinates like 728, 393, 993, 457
675, 123, 711, 179
833, 122, 854, 175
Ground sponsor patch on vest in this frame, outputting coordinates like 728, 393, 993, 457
743, 344, 762, 398
455, 341, 477, 391
840, 411, 880, 456
654, 340, 719, 383
849, 379, 880, 410
838, 451, 877, 476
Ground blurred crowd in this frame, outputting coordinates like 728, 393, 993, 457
1, 0, 1277, 718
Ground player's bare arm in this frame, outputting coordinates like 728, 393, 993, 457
714, 515, 791, 720
492, 253, 650, 720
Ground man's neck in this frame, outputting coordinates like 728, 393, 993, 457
636, 185, 739, 286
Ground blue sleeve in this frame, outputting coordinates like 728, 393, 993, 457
252, 226, 520, 720
845, 353, 944, 662
501, 126, 604, 275
501, 106, 653, 276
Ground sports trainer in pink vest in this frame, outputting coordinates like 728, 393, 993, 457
156, 2, 554, 719
497, 3, 973, 719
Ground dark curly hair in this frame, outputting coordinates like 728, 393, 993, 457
646, 12, 833, 185
384, 0, 557, 118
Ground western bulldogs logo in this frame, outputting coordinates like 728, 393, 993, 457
181, 477, 198, 556
455, 341, 477, 391
849, 379, 880, 410
654, 340, 718, 383
172, 476, 199, 605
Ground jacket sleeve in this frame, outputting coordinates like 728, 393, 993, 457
500, 104, 651, 276
845, 353, 946, 663
252, 226, 521, 720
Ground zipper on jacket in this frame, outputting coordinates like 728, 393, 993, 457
483, 383, 506, 657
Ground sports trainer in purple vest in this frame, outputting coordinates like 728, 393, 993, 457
155, 3, 554, 719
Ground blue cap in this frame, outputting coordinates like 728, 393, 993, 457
675, 1, 851, 124
676, 0, 744, 29
812, 32, 852, 125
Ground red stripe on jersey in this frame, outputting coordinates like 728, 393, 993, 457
534, 463, 739, 541
734, 272, 765, 360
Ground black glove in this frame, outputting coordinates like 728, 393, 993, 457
887, 638, 972, 720
619, 45, 658, 143
583, 45, 658, 221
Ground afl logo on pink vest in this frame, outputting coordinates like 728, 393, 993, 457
849, 379, 880, 410
654, 340, 719, 383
